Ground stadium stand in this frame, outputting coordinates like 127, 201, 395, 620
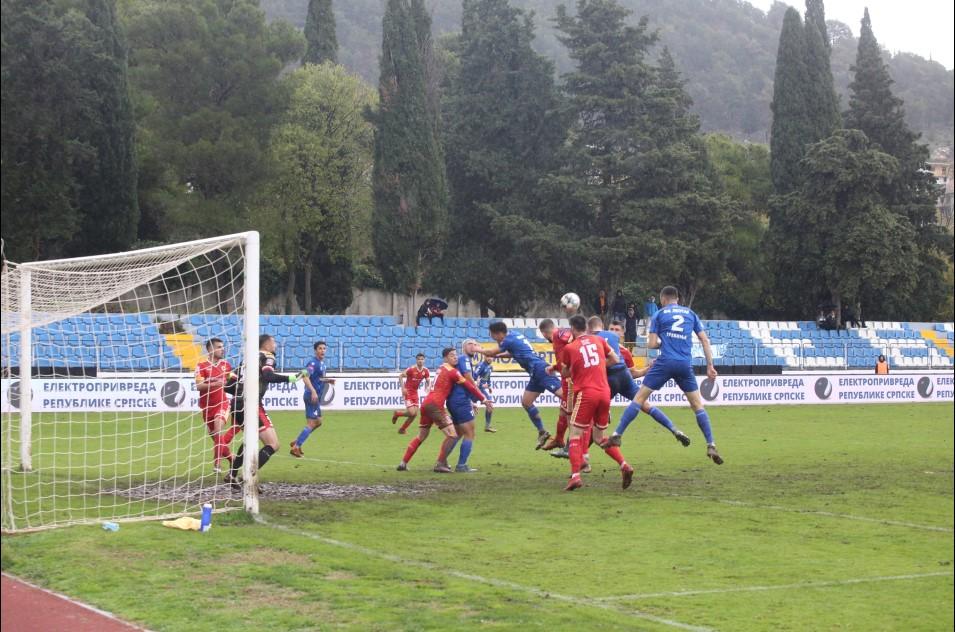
2, 314, 952, 373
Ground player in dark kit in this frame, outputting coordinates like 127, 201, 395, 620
224, 334, 307, 488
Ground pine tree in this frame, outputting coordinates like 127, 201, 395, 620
369, 0, 447, 293
769, 8, 812, 194
73, 0, 139, 255
436, 0, 566, 313
844, 9, 950, 319
304, 0, 337, 64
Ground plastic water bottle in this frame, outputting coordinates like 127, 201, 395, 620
200, 503, 212, 532
102, 521, 120, 532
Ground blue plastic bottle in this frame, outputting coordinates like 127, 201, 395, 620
102, 521, 120, 532
200, 503, 213, 532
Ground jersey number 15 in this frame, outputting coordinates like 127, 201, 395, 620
579, 342, 601, 368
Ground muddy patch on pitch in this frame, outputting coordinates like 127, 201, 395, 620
104, 481, 438, 504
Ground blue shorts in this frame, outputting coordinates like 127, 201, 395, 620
641, 359, 698, 393
448, 400, 476, 425
304, 398, 322, 419
608, 366, 638, 400
526, 364, 561, 395
478, 385, 492, 400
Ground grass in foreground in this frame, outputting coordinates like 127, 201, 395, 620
2, 403, 954, 631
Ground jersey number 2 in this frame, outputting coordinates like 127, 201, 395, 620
670, 315, 685, 333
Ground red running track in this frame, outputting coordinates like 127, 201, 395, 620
1, 573, 146, 631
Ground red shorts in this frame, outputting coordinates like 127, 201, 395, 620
569, 388, 611, 430
201, 401, 231, 433
231, 403, 274, 434
419, 400, 453, 429
404, 391, 420, 408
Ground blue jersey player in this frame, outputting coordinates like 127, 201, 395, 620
586, 316, 690, 447
613, 287, 723, 464
477, 322, 561, 448
436, 339, 485, 473
290, 341, 336, 458
472, 356, 496, 433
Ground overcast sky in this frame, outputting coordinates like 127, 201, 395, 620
748, 0, 955, 70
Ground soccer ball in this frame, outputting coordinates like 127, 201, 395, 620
560, 292, 581, 314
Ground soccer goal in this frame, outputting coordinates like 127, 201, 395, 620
1, 232, 261, 532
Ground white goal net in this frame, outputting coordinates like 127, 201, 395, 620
1, 232, 261, 532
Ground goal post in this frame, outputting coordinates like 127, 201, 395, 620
1, 232, 260, 532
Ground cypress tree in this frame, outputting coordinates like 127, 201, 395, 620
304, 0, 337, 64
802, 1, 841, 143
804, 0, 829, 54
369, 0, 447, 293
73, 0, 139, 254
769, 8, 811, 194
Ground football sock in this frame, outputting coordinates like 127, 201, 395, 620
221, 425, 238, 448
555, 413, 568, 442
258, 445, 275, 469
526, 405, 546, 432
603, 444, 626, 466
402, 437, 423, 464
399, 418, 414, 432
213, 434, 232, 463
456, 439, 473, 467
615, 401, 642, 435
294, 426, 313, 447
230, 445, 244, 477
484, 410, 492, 427
695, 409, 714, 444
647, 407, 677, 433
568, 436, 584, 475
438, 436, 459, 463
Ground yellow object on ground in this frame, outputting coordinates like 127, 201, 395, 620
162, 516, 202, 531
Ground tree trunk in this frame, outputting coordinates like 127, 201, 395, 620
285, 261, 296, 314
303, 250, 314, 314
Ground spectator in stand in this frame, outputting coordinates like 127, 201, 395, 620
875, 354, 889, 374
416, 298, 447, 327
624, 304, 638, 344
593, 289, 609, 324
611, 289, 627, 323
643, 295, 659, 322
843, 304, 861, 329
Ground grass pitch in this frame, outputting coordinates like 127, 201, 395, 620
2, 403, 953, 631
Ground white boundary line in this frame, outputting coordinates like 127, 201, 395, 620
597, 571, 955, 601
255, 515, 712, 632
659, 494, 954, 533
1, 571, 152, 631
